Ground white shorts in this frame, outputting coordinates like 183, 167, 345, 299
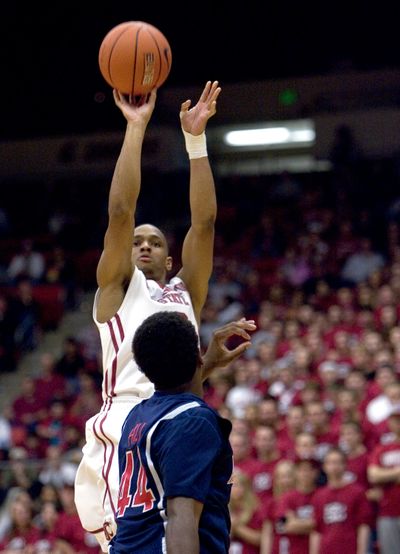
74, 396, 143, 552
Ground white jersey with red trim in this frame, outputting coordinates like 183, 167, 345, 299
75, 268, 198, 552
93, 267, 198, 400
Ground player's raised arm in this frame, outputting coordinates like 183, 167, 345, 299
96, 90, 156, 323
177, 81, 221, 323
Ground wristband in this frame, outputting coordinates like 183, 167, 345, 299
182, 130, 207, 159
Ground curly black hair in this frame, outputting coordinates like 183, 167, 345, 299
132, 311, 199, 390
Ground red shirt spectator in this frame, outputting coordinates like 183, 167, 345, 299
0, 498, 40, 552
311, 448, 373, 554
11, 376, 47, 428
305, 401, 338, 461
229, 468, 268, 554
368, 440, 400, 517
33, 352, 68, 407
274, 458, 318, 554
56, 484, 100, 553
275, 489, 315, 554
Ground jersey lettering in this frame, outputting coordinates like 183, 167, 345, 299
117, 451, 134, 517
133, 448, 156, 512
128, 423, 146, 447
117, 448, 156, 517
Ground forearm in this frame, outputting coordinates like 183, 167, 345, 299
189, 157, 217, 228
260, 522, 272, 554
166, 514, 199, 553
108, 123, 146, 216
285, 517, 314, 535
368, 465, 400, 484
309, 531, 320, 554
357, 525, 370, 554
232, 524, 261, 546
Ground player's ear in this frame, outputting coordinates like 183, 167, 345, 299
165, 256, 173, 271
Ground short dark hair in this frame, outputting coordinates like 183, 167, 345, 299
132, 311, 199, 390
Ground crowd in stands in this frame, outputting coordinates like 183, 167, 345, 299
0, 147, 400, 551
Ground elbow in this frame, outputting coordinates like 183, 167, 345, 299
192, 216, 216, 232
108, 203, 133, 223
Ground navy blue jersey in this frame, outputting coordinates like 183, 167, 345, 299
109, 391, 233, 554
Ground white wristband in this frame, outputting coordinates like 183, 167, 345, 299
182, 130, 207, 159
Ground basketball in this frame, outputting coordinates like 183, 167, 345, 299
98, 21, 172, 96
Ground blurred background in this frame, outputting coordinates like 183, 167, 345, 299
0, 3, 400, 552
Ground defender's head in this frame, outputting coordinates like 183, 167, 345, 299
132, 311, 200, 390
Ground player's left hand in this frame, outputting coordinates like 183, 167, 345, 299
180, 80, 221, 135
201, 318, 256, 380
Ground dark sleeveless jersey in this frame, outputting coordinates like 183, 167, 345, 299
109, 391, 233, 553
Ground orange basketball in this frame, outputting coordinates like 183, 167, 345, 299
98, 21, 172, 96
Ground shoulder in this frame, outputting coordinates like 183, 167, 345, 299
168, 275, 188, 291
162, 400, 227, 439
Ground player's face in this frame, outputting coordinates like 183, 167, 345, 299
132, 224, 172, 282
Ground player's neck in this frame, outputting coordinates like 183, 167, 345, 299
156, 373, 203, 398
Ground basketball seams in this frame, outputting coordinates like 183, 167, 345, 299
131, 25, 142, 97
101, 25, 132, 88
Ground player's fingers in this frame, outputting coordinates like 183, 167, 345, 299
148, 88, 157, 105
180, 99, 191, 112
213, 325, 252, 342
113, 89, 123, 105
210, 85, 221, 103
226, 342, 251, 359
198, 81, 212, 103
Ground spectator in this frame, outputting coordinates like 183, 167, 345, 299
0, 294, 17, 372
274, 458, 318, 554
32, 500, 74, 553
366, 379, 400, 425
2, 446, 37, 492
260, 460, 296, 553
0, 406, 12, 454
293, 432, 318, 463
56, 482, 100, 553
7, 239, 45, 284
277, 405, 305, 458
305, 401, 338, 461
310, 447, 372, 554
44, 246, 78, 310
11, 377, 47, 436
252, 425, 283, 503
225, 362, 262, 419
54, 337, 86, 394
339, 421, 370, 490
368, 405, 400, 554
341, 238, 385, 285
9, 278, 41, 352
32, 352, 68, 408
229, 468, 267, 554
0, 496, 39, 551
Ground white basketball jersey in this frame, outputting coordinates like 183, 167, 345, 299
93, 268, 198, 400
